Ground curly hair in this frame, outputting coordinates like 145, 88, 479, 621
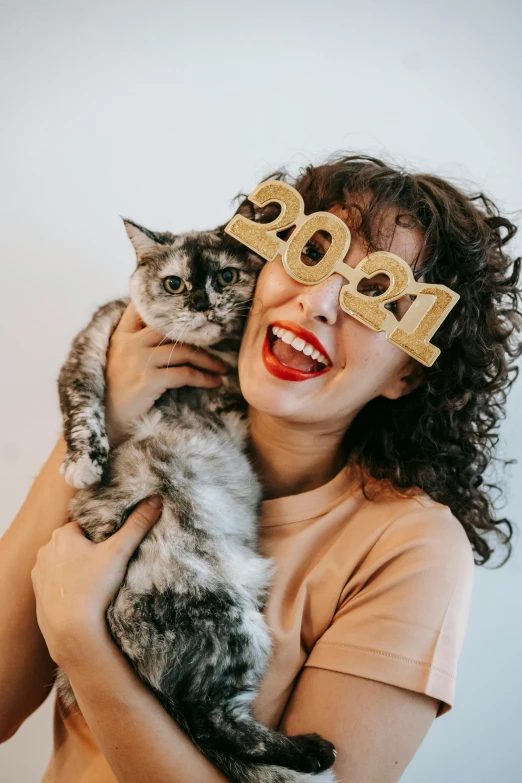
234, 153, 522, 567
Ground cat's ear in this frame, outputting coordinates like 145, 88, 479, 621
122, 219, 162, 261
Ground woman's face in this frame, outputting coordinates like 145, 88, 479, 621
238, 204, 425, 431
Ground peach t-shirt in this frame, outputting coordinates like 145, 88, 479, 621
42, 466, 475, 782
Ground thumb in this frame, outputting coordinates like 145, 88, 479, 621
115, 300, 145, 334
108, 496, 163, 559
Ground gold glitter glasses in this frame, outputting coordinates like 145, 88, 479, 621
224, 180, 460, 367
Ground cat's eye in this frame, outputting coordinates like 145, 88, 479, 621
216, 267, 239, 287
163, 276, 187, 294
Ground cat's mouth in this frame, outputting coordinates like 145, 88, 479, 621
191, 312, 221, 329
267, 324, 331, 373
178, 316, 224, 346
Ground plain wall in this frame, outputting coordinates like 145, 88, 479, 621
1, 1, 521, 780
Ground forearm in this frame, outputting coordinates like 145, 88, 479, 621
0, 436, 76, 740
63, 631, 229, 783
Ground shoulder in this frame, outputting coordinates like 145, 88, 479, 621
385, 491, 473, 559
303, 485, 475, 718
362, 486, 476, 590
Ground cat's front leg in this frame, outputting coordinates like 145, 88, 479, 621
58, 298, 129, 489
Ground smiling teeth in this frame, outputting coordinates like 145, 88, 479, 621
271, 326, 330, 366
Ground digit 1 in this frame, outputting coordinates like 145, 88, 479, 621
224, 180, 303, 261
388, 285, 460, 367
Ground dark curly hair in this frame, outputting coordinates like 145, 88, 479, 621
234, 153, 522, 567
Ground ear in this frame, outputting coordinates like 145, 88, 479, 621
122, 218, 162, 261
382, 360, 424, 401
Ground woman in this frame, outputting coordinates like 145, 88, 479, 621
1, 154, 520, 783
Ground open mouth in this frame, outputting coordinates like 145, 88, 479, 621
262, 321, 332, 381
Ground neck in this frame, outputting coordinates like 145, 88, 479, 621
247, 407, 351, 500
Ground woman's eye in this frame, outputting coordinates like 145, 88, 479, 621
301, 242, 324, 266
361, 286, 387, 299
216, 267, 239, 287
163, 276, 187, 294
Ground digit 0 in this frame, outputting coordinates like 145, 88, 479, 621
284, 213, 351, 285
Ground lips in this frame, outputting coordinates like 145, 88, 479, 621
262, 321, 332, 382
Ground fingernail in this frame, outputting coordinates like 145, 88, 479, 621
147, 495, 163, 508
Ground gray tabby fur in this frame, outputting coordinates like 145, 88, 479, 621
55, 217, 337, 783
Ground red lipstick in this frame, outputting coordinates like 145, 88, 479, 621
261, 321, 332, 382
271, 321, 332, 364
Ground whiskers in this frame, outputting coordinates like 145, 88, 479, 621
142, 322, 190, 376
140, 294, 260, 381
164, 323, 190, 378
230, 296, 263, 317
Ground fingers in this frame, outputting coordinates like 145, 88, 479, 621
151, 343, 230, 374
115, 302, 190, 348
152, 365, 225, 393
105, 497, 163, 560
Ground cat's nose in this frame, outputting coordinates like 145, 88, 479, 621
190, 293, 211, 312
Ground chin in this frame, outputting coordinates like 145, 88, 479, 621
238, 361, 318, 420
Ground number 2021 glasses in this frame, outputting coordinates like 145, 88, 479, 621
225, 180, 460, 367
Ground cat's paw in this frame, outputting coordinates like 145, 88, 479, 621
60, 453, 104, 488
289, 733, 336, 774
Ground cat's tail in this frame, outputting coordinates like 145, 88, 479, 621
202, 749, 338, 783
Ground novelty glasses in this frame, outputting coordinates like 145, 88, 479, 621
224, 180, 460, 367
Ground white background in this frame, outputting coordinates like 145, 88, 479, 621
1, 1, 521, 781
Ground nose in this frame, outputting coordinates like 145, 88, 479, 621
190, 292, 211, 312
295, 273, 344, 325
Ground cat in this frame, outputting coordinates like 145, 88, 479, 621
55, 214, 337, 783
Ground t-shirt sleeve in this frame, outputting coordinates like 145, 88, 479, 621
303, 503, 475, 717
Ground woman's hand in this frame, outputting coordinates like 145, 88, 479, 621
105, 301, 230, 446
30, 496, 163, 669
